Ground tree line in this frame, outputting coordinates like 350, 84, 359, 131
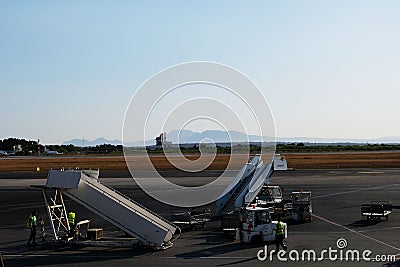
276, 143, 400, 153
1, 138, 399, 155
0, 138, 123, 155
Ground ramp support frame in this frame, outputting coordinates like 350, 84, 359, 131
42, 188, 70, 241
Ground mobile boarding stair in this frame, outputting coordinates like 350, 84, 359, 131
217, 154, 288, 215
217, 155, 288, 233
216, 155, 261, 215
33, 169, 180, 249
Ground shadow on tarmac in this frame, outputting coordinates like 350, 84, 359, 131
3, 243, 154, 267
345, 219, 381, 228
383, 259, 400, 267
216, 256, 259, 266
174, 241, 257, 258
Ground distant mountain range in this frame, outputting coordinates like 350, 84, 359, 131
62, 131, 400, 147
166, 130, 271, 144
275, 136, 400, 144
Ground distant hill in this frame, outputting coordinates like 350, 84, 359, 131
62, 132, 400, 147
166, 129, 271, 144
276, 136, 400, 144
163, 130, 400, 145
63, 137, 122, 147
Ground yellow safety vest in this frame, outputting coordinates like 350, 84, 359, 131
26, 215, 36, 228
276, 221, 285, 236
68, 212, 75, 225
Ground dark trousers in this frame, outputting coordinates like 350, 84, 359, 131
69, 223, 75, 237
27, 226, 36, 245
275, 234, 287, 251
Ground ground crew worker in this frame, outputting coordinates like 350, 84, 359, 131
27, 211, 37, 246
68, 210, 76, 236
40, 217, 46, 243
275, 217, 287, 251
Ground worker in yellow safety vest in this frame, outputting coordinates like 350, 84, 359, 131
275, 217, 287, 252
68, 210, 76, 236
27, 211, 38, 246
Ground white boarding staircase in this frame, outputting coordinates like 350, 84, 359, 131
217, 155, 288, 214
35, 169, 179, 249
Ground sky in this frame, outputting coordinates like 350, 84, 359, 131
1, 1, 399, 144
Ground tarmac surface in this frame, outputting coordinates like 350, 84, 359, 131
0, 169, 399, 266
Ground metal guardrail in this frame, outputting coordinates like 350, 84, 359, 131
73, 176, 178, 247
84, 177, 177, 229
63, 190, 150, 245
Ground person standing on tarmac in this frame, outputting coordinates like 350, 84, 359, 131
40, 217, 46, 243
68, 210, 76, 237
27, 211, 38, 246
275, 217, 287, 252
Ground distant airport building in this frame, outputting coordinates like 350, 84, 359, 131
155, 132, 172, 147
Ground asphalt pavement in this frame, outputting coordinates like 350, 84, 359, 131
0, 169, 399, 266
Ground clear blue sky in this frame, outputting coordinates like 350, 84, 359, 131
1, 1, 399, 144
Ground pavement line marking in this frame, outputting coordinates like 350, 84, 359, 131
1, 254, 136, 258
0, 224, 26, 229
314, 214, 400, 252
0, 201, 43, 209
288, 226, 400, 234
289, 227, 400, 235
0, 204, 44, 213
314, 183, 400, 199
3, 254, 51, 258
161, 256, 254, 259
357, 171, 385, 174
358, 226, 400, 233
